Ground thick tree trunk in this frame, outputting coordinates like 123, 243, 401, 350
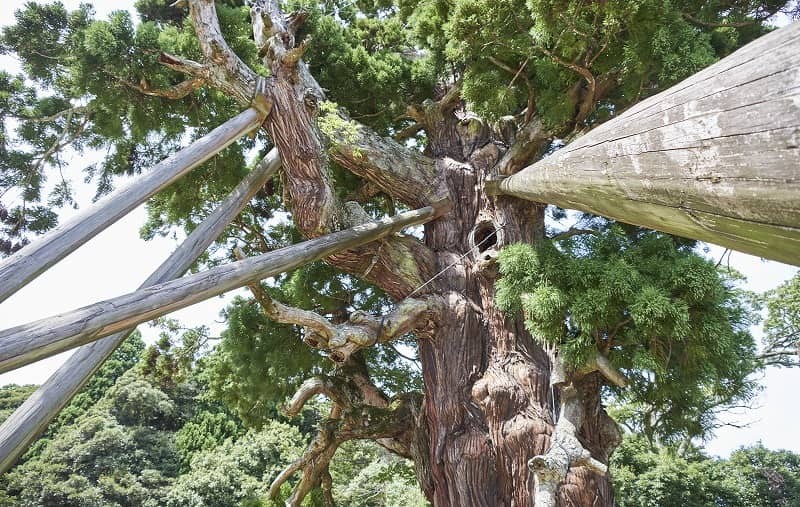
177, 2, 621, 504
416, 106, 617, 506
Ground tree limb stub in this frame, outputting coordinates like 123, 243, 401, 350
0, 149, 282, 474
496, 22, 800, 266
577, 353, 628, 388
494, 115, 551, 176
0, 207, 436, 373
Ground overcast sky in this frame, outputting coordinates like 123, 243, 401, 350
0, 1, 798, 458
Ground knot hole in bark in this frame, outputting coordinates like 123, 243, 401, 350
470, 219, 502, 260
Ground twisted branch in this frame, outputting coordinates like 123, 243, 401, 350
237, 257, 440, 362
271, 371, 422, 506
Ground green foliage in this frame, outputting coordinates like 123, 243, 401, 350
163, 423, 304, 507
51, 332, 146, 431
0, 1, 792, 501
0, 333, 145, 468
174, 409, 244, 470
496, 227, 760, 441
294, 0, 437, 134
205, 294, 329, 427
0, 384, 37, 424
0, 323, 313, 507
724, 443, 800, 505
330, 440, 428, 506
206, 257, 420, 427
762, 272, 800, 367
0, 0, 261, 252
2, 369, 183, 506
400, 0, 768, 124
612, 435, 800, 506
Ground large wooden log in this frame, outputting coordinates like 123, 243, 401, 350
493, 23, 800, 266
0, 207, 435, 374
0, 148, 281, 474
0, 107, 264, 303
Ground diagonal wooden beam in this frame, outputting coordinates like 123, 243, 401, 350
491, 22, 800, 266
0, 107, 264, 304
0, 207, 435, 375
0, 148, 281, 474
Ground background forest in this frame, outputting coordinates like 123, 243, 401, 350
0, 0, 800, 505
0, 304, 798, 506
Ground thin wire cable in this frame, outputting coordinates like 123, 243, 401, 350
407, 224, 505, 298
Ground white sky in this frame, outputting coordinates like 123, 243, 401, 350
0, 1, 798, 459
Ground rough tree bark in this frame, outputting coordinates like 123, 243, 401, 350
161, 1, 624, 504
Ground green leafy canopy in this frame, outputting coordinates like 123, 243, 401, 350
496, 226, 761, 441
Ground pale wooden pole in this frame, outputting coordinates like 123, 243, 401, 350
0, 107, 264, 303
0, 207, 435, 374
492, 22, 800, 266
0, 148, 281, 474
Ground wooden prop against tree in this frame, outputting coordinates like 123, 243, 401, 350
0, 207, 435, 374
492, 22, 800, 266
0, 148, 280, 474
0, 107, 265, 304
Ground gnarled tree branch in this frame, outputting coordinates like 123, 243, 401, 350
186, 0, 258, 105
239, 259, 441, 363
271, 369, 423, 506
117, 75, 206, 100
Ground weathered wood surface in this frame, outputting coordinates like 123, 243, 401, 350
0, 149, 281, 474
0, 107, 263, 304
494, 22, 800, 266
0, 207, 434, 374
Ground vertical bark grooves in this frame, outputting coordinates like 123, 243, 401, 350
264, 74, 335, 235
417, 98, 614, 506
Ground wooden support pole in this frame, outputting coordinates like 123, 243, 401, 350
0, 148, 281, 474
0, 207, 435, 375
492, 23, 800, 266
0, 107, 264, 304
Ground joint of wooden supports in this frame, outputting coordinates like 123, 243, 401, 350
250, 76, 271, 121
0, 207, 437, 373
483, 174, 508, 196
0, 149, 282, 474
